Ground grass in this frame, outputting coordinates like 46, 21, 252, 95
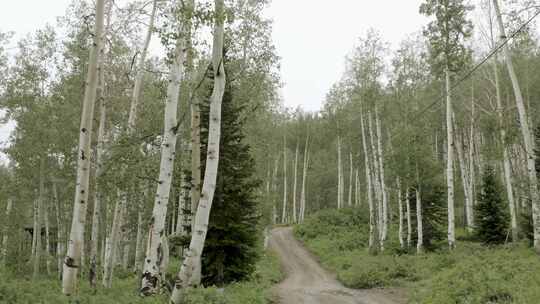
0, 250, 282, 304
294, 207, 540, 304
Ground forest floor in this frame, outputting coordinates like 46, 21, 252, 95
270, 227, 406, 304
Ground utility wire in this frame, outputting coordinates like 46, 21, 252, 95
389, 7, 540, 141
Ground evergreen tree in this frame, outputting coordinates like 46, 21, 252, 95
409, 180, 446, 251
475, 167, 510, 245
198, 62, 261, 286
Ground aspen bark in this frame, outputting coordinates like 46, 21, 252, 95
492, 56, 518, 241
33, 159, 45, 280
337, 135, 342, 209
360, 112, 375, 250
455, 128, 473, 232
128, 0, 158, 130
140, 15, 186, 294
300, 134, 309, 223
493, 0, 540, 250
272, 155, 280, 225
1, 198, 12, 267
445, 67, 456, 250
375, 107, 388, 250
292, 142, 299, 223
355, 169, 359, 206
62, 0, 105, 294
52, 181, 64, 278
133, 206, 143, 273
416, 187, 423, 254
282, 135, 288, 222
33, 197, 42, 280
397, 178, 404, 248
348, 152, 353, 207
170, 1, 226, 301
368, 112, 382, 245
44, 200, 51, 275
406, 187, 412, 248
102, 193, 125, 288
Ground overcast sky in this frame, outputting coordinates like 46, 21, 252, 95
0, 0, 428, 162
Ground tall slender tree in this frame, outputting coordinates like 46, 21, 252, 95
62, 0, 105, 294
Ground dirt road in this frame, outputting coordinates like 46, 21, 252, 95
269, 227, 405, 304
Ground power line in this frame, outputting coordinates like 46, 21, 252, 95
389, 7, 540, 141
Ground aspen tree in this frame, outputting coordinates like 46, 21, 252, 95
492, 54, 517, 241
492, 0, 539, 250
397, 178, 404, 248
292, 142, 299, 223
62, 0, 105, 294
368, 112, 382, 245
420, 0, 472, 250
375, 107, 388, 249
348, 152, 353, 207
89, 0, 112, 288
34, 159, 45, 280
170, 1, 226, 301
1, 198, 12, 267
300, 133, 310, 222
337, 135, 342, 209
360, 111, 375, 250
416, 186, 423, 254
282, 135, 288, 222
140, 9, 187, 293
52, 180, 64, 279
44, 200, 51, 275
406, 187, 412, 248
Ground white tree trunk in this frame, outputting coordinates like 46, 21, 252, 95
300, 134, 310, 223
455, 128, 473, 232
282, 135, 288, 222
492, 59, 518, 241
1, 198, 12, 267
102, 193, 125, 288
493, 0, 540, 250
62, 0, 105, 294
52, 181, 64, 279
170, 1, 226, 301
133, 207, 143, 273
416, 187, 423, 254
445, 67, 456, 250
375, 107, 388, 250
368, 112, 382, 247
337, 135, 342, 209
348, 152, 353, 207
128, 0, 158, 130
355, 169, 360, 206
360, 112, 375, 250
140, 17, 186, 294
272, 155, 280, 225
44, 200, 51, 275
292, 142, 299, 223
406, 187, 411, 248
33, 159, 45, 280
397, 178, 404, 248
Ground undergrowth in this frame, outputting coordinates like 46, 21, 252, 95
294, 207, 540, 304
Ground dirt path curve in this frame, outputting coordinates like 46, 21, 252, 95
269, 227, 406, 304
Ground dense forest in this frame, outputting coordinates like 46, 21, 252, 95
2, 0, 540, 303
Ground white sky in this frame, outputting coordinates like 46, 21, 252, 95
0, 0, 429, 162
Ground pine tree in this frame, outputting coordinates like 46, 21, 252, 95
475, 167, 510, 245
409, 180, 446, 251
198, 62, 261, 286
